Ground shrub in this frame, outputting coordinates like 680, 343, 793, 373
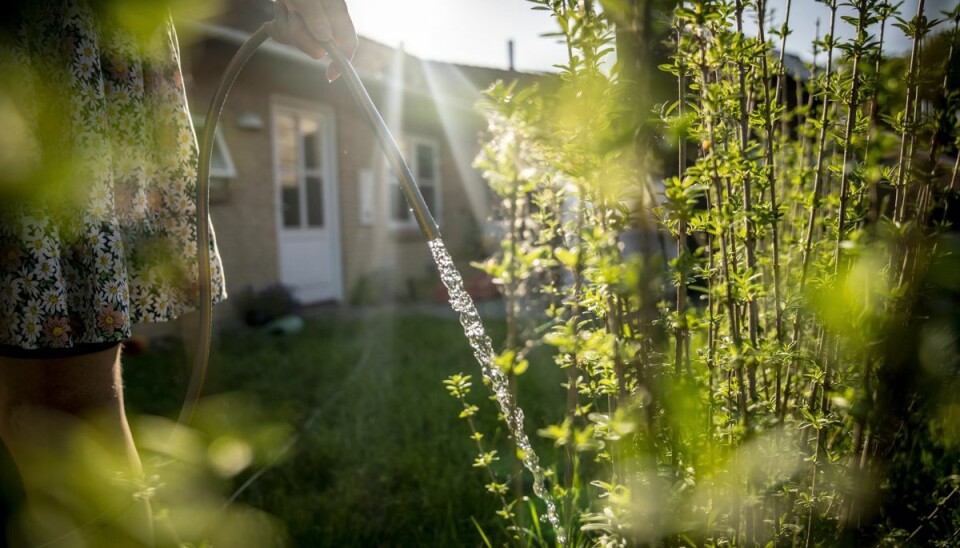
447, 0, 960, 545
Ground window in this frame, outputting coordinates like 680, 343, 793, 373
389, 137, 440, 228
275, 110, 327, 229
192, 115, 237, 202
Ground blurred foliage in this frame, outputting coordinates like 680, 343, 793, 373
3, 393, 288, 546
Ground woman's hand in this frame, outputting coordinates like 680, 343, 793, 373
268, 0, 358, 81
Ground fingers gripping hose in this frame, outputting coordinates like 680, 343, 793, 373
183, 25, 440, 426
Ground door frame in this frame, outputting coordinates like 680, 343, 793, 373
269, 95, 344, 302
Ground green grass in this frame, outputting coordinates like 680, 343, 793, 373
123, 312, 566, 546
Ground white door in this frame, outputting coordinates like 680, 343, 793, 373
273, 102, 342, 303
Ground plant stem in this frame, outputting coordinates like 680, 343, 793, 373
462, 398, 527, 541
676, 24, 688, 379
951, 149, 960, 195
698, 34, 748, 421
920, 13, 960, 223
735, 0, 760, 401
783, 1, 838, 420
756, 0, 786, 417
864, 3, 891, 223
833, 1, 868, 270
774, 0, 794, 111
797, 0, 838, 293
894, 0, 926, 223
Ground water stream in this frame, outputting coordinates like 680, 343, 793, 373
428, 239, 566, 545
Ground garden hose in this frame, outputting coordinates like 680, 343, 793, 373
183, 24, 441, 426
180, 24, 269, 427
320, 38, 441, 240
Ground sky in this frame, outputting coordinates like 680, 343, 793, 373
348, 0, 568, 72
347, 0, 955, 72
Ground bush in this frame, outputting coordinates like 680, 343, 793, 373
235, 284, 302, 327
448, 1, 960, 545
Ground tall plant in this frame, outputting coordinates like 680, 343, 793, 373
448, 0, 960, 545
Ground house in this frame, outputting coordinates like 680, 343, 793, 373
136, 0, 536, 337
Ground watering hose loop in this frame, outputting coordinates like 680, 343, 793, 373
183, 24, 270, 427
185, 24, 440, 427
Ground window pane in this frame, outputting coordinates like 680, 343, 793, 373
421, 185, 436, 215
306, 175, 324, 227
392, 182, 410, 221
277, 114, 297, 171
211, 146, 228, 172
302, 118, 320, 169
194, 117, 230, 174
416, 144, 434, 179
281, 172, 300, 227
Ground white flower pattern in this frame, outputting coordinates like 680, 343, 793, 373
0, 1, 226, 350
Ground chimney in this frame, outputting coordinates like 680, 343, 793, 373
508, 40, 515, 71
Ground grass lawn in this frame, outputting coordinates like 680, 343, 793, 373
123, 311, 566, 546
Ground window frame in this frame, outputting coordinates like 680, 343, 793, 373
386, 134, 442, 231
272, 103, 333, 231
192, 114, 237, 202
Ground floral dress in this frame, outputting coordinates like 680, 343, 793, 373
0, 0, 226, 351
